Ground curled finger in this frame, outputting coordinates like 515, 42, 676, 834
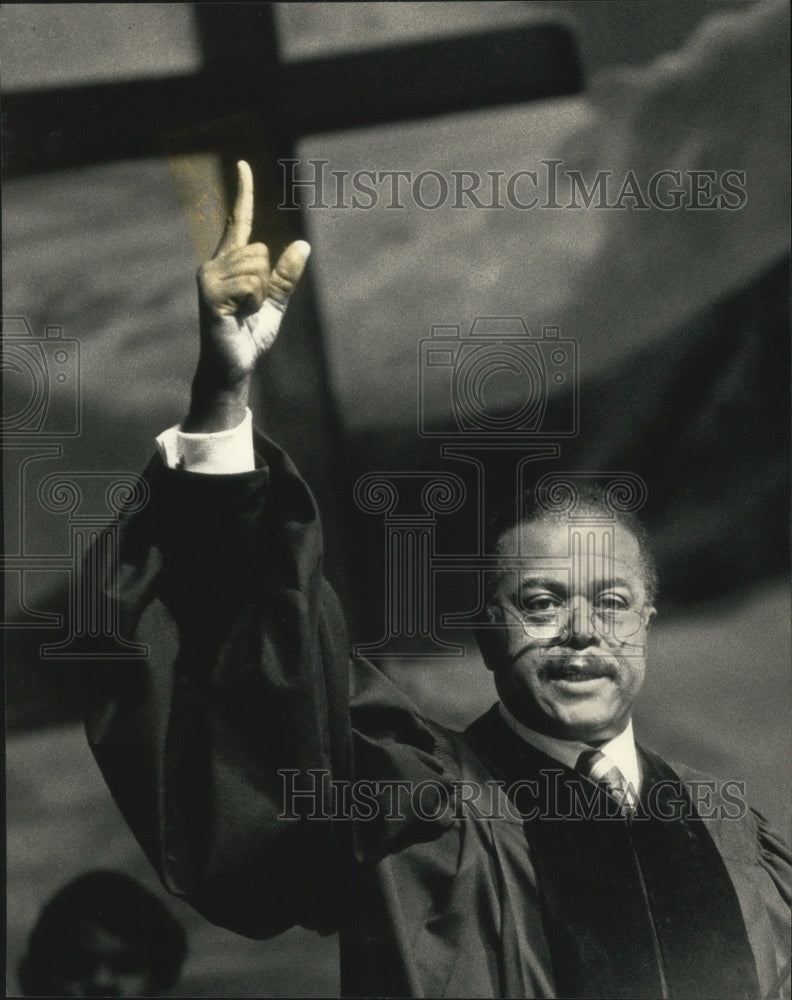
212, 274, 267, 316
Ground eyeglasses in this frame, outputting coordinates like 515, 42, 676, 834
494, 597, 648, 643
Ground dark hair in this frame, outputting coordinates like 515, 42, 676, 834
484, 481, 659, 604
18, 870, 187, 996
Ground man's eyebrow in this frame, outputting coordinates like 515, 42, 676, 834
517, 576, 568, 592
589, 576, 637, 590
516, 575, 638, 592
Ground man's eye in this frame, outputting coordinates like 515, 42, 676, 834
597, 593, 629, 611
523, 594, 562, 612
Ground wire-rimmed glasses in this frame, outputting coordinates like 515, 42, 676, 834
494, 596, 649, 644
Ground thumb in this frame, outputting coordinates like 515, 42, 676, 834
214, 160, 254, 257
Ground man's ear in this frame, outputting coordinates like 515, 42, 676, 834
484, 604, 500, 625
474, 605, 503, 673
474, 629, 496, 672
645, 606, 657, 628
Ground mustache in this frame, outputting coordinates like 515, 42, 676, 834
537, 654, 618, 680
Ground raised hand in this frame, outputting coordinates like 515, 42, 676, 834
185, 160, 311, 432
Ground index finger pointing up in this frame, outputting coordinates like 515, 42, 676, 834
214, 160, 254, 257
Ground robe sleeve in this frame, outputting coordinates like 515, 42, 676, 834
83, 430, 354, 939
753, 808, 792, 997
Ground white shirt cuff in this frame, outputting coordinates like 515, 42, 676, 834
156, 408, 255, 474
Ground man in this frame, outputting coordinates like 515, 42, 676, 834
86, 162, 790, 998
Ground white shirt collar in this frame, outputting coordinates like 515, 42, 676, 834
498, 702, 641, 791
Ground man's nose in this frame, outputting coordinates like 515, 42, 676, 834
565, 599, 598, 647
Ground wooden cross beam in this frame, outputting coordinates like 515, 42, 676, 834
3, 7, 581, 177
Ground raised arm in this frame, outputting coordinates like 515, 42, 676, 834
84, 163, 352, 938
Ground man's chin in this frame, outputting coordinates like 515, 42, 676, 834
541, 687, 628, 741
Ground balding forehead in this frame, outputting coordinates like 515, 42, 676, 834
497, 518, 646, 572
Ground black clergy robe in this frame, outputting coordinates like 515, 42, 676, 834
84, 432, 791, 999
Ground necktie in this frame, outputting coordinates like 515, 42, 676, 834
576, 748, 637, 816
